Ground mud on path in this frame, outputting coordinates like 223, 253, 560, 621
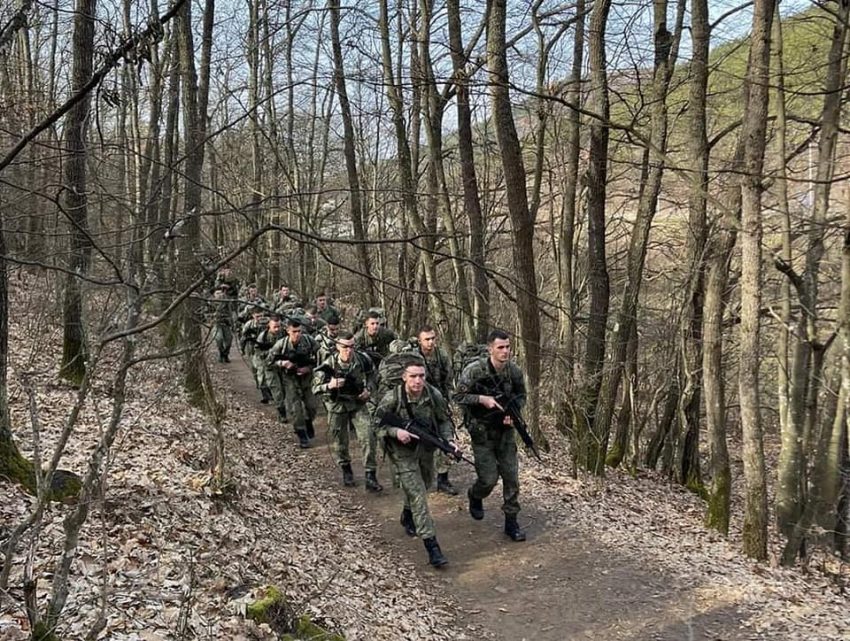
222, 358, 755, 641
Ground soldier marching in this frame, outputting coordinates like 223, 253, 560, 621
208, 274, 533, 567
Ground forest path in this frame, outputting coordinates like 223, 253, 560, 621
222, 357, 752, 641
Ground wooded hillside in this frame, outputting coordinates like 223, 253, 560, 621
2, 0, 850, 638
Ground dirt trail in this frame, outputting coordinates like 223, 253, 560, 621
224, 359, 751, 641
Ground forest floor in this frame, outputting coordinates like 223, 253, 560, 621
2, 301, 850, 640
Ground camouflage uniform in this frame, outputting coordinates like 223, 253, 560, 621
313, 352, 377, 472
255, 326, 286, 415
316, 325, 340, 363
420, 347, 455, 475
212, 299, 233, 361
267, 334, 318, 433
240, 317, 264, 383
354, 326, 398, 361
454, 357, 526, 517
317, 304, 341, 323
374, 384, 453, 539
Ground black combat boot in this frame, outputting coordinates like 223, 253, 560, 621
400, 508, 416, 537
295, 429, 310, 449
342, 463, 356, 487
277, 406, 288, 423
423, 537, 448, 567
260, 386, 273, 404
223, 352, 230, 363
468, 488, 484, 520
436, 472, 458, 495
365, 471, 383, 493
305, 418, 315, 440
504, 515, 527, 542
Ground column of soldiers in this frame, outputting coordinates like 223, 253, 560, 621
208, 269, 529, 568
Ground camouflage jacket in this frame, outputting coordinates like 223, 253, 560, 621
312, 351, 375, 412
354, 326, 398, 358
266, 334, 318, 374
374, 384, 452, 456
453, 357, 526, 428
419, 347, 453, 397
317, 305, 341, 323
240, 318, 267, 354
254, 328, 284, 357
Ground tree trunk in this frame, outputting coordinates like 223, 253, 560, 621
777, 0, 849, 561
487, 0, 542, 438
596, 0, 684, 473
328, 0, 374, 305
447, 0, 489, 341
59, 0, 97, 386
378, 0, 447, 327
737, 0, 775, 561
557, 0, 584, 391
573, 0, 612, 473
176, 0, 214, 404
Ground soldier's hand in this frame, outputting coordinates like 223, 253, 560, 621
503, 415, 513, 426
479, 395, 504, 411
396, 429, 419, 444
296, 366, 312, 376
279, 359, 294, 369
450, 442, 463, 459
358, 389, 370, 401
328, 377, 345, 389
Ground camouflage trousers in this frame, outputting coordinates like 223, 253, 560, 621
283, 373, 317, 431
244, 345, 260, 387
389, 445, 437, 539
327, 406, 377, 472
434, 450, 454, 475
262, 364, 286, 411
468, 423, 520, 516
214, 323, 232, 354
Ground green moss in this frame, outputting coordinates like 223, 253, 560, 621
245, 586, 287, 626
245, 588, 345, 640
705, 472, 731, 536
294, 615, 345, 641
32, 621, 60, 641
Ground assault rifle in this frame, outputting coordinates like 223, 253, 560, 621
378, 412, 474, 465
315, 364, 366, 401
496, 393, 542, 462
468, 381, 542, 462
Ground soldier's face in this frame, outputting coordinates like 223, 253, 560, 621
316, 296, 327, 309
248, 287, 257, 298
418, 331, 436, 354
337, 339, 354, 362
327, 324, 339, 337
280, 286, 289, 297
287, 325, 302, 341
489, 338, 511, 364
269, 319, 281, 332
365, 318, 379, 336
403, 365, 426, 396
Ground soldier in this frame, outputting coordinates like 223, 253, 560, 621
268, 317, 318, 448
314, 292, 341, 323
374, 358, 461, 567
415, 325, 457, 495
453, 329, 527, 542
240, 307, 272, 403
211, 288, 233, 363
213, 266, 240, 318
255, 314, 286, 419
303, 304, 328, 336
273, 284, 301, 312
354, 311, 398, 363
316, 313, 342, 362
238, 284, 266, 323
313, 331, 383, 492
